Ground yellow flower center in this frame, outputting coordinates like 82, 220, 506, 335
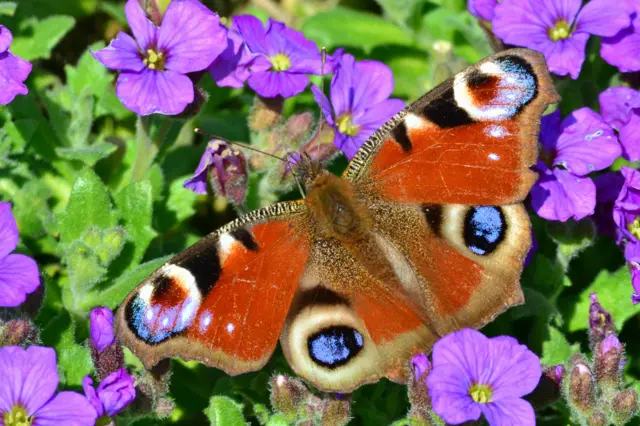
270, 53, 291, 72
548, 20, 571, 41
143, 49, 165, 71
628, 216, 640, 240
4, 406, 33, 426
469, 384, 493, 404
336, 113, 360, 136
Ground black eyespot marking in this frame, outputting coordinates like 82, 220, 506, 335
422, 204, 443, 237
175, 247, 220, 296
308, 326, 364, 369
466, 69, 492, 88
463, 206, 506, 256
231, 228, 259, 252
422, 85, 474, 129
392, 121, 412, 152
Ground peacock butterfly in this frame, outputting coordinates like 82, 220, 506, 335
115, 48, 559, 392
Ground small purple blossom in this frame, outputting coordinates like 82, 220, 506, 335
599, 87, 640, 162
234, 15, 334, 98
0, 202, 40, 307
184, 139, 248, 204
411, 353, 432, 380
209, 23, 261, 88
0, 25, 32, 105
601, 2, 640, 72
613, 167, 640, 244
0, 346, 97, 426
530, 108, 621, 222
93, 0, 227, 115
627, 248, 640, 304
83, 369, 136, 418
492, 0, 631, 79
468, 0, 498, 21
311, 53, 404, 159
90, 307, 115, 353
426, 328, 541, 426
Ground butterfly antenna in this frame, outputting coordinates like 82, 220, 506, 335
194, 128, 307, 199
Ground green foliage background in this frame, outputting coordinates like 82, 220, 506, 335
1, 0, 639, 424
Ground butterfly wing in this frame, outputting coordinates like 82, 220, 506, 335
115, 201, 310, 374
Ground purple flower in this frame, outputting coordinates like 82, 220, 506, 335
184, 139, 248, 204
627, 248, 640, 304
599, 87, 640, 162
530, 108, 621, 221
234, 15, 334, 98
468, 0, 498, 21
0, 25, 32, 105
90, 307, 115, 353
613, 167, 640, 244
0, 346, 97, 426
601, 1, 640, 72
0, 202, 39, 307
83, 369, 136, 418
426, 328, 541, 426
593, 172, 625, 238
311, 53, 404, 159
209, 23, 262, 89
492, 0, 631, 79
93, 0, 227, 115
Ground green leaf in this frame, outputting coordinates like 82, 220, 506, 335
114, 180, 157, 270
302, 7, 413, 53
265, 413, 289, 426
83, 256, 170, 310
541, 326, 580, 366
0, 2, 16, 16
166, 176, 197, 223
66, 42, 111, 97
374, 0, 423, 27
58, 168, 118, 245
42, 313, 93, 387
509, 287, 558, 320
57, 141, 117, 165
548, 219, 596, 270
11, 15, 75, 61
567, 267, 639, 332
370, 45, 430, 99
205, 396, 247, 426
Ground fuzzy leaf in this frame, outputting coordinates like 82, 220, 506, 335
57, 141, 117, 165
568, 267, 639, 332
205, 396, 247, 426
11, 15, 75, 61
541, 326, 580, 365
42, 313, 93, 387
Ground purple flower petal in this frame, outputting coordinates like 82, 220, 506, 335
158, 0, 226, 74
484, 336, 541, 400
209, 26, 254, 89
0, 346, 58, 415
267, 19, 320, 65
82, 376, 104, 418
0, 201, 18, 259
354, 98, 405, 127
184, 146, 214, 194
92, 31, 144, 72
539, 32, 590, 79
594, 172, 624, 237
601, 15, 640, 73
575, 0, 631, 37
97, 369, 136, 416
468, 0, 498, 21
429, 379, 482, 424
0, 25, 12, 54
411, 353, 432, 379
33, 391, 98, 426
613, 166, 640, 242
124, 0, 157, 50
233, 15, 269, 54
247, 71, 309, 98
599, 87, 640, 130
618, 114, 640, 162
311, 84, 336, 126
553, 107, 620, 176
0, 50, 32, 105
115, 68, 194, 116
531, 162, 596, 221
480, 398, 536, 426
90, 307, 115, 353
334, 133, 363, 160
0, 253, 40, 307
493, 0, 551, 48
539, 110, 563, 155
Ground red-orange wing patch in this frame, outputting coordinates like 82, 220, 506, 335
116, 201, 310, 374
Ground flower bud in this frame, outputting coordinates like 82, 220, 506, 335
270, 374, 308, 420
586, 411, 607, 426
0, 319, 39, 347
249, 96, 284, 132
595, 335, 623, 387
89, 307, 125, 379
526, 364, 564, 409
131, 360, 172, 415
408, 354, 432, 409
285, 112, 314, 145
588, 292, 616, 349
319, 397, 351, 426
568, 358, 595, 415
611, 389, 639, 425
176, 86, 209, 120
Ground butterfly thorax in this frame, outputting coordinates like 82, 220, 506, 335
305, 172, 371, 241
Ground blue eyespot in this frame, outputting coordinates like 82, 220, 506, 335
308, 326, 364, 368
463, 206, 506, 256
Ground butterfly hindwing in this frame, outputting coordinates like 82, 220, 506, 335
115, 201, 310, 374
344, 48, 559, 205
